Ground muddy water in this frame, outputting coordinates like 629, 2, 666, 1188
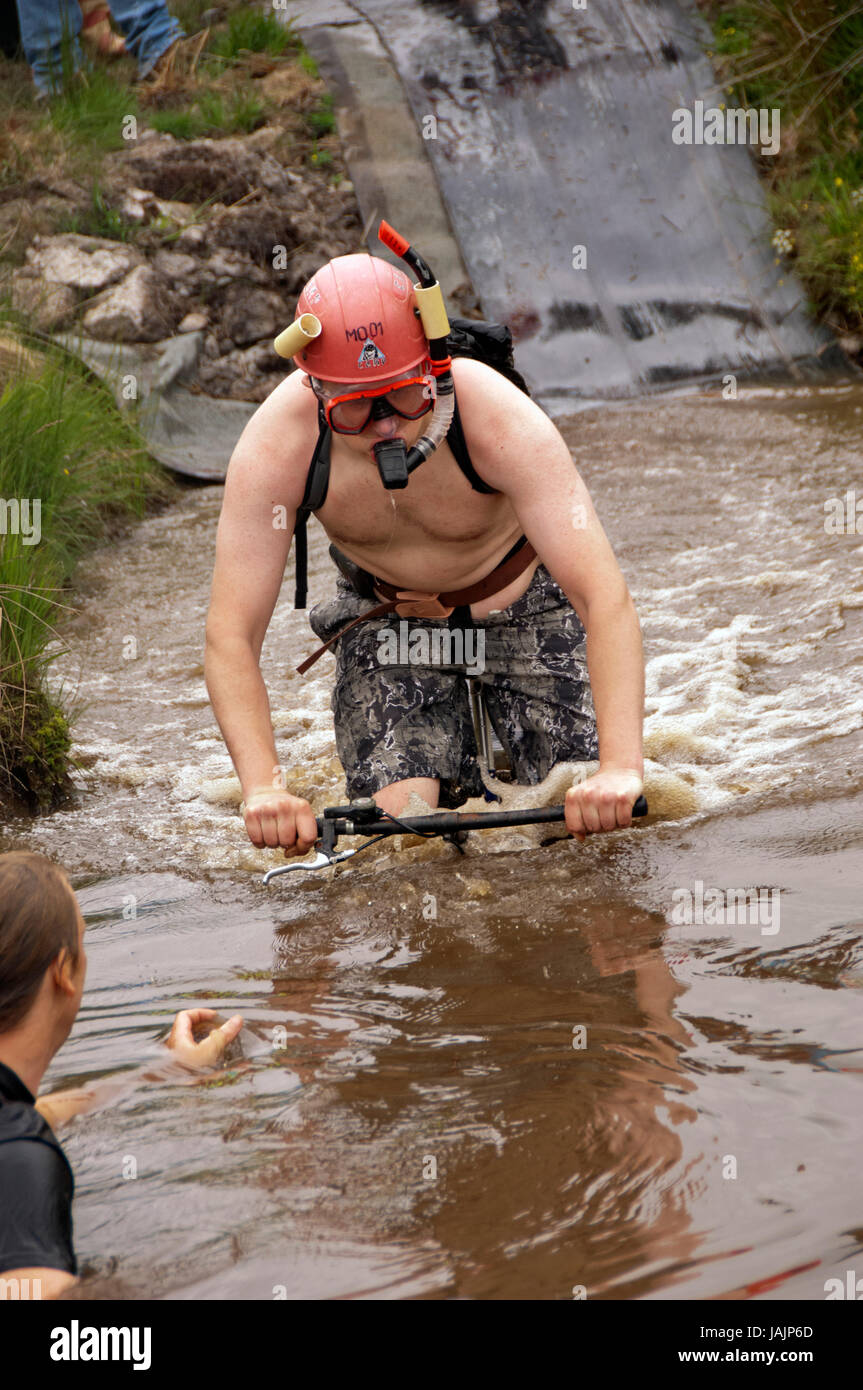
3, 385, 862, 1300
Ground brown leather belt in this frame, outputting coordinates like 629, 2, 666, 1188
296, 537, 537, 674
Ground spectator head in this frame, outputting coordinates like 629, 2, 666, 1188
0, 853, 85, 1039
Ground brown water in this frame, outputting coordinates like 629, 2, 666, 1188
3, 385, 862, 1300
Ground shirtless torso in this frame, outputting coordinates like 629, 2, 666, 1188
261, 356, 540, 617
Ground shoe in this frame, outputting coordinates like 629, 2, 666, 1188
79, 1, 126, 58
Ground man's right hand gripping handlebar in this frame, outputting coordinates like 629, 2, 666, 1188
241, 787, 319, 857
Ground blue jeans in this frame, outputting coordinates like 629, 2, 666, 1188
16, 0, 185, 94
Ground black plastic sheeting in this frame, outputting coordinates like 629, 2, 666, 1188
350, 0, 848, 404
52, 330, 256, 482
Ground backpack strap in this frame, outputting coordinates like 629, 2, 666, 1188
294, 402, 331, 609
301, 400, 333, 513
445, 387, 497, 495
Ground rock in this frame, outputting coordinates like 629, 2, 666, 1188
120, 185, 197, 228
10, 270, 77, 330
178, 310, 209, 333
24, 233, 142, 292
243, 125, 283, 155
218, 285, 286, 347
116, 137, 291, 207
838, 333, 863, 357
153, 249, 200, 283
175, 224, 206, 251
195, 340, 284, 400
250, 340, 284, 373
210, 199, 301, 264
33, 176, 89, 204
199, 248, 268, 285
119, 186, 160, 223
81, 264, 175, 342
241, 376, 282, 403
286, 250, 325, 293
152, 197, 198, 227
195, 352, 240, 396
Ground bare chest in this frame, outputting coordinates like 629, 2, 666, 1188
317, 438, 509, 550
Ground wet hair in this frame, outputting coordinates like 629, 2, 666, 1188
0, 852, 80, 1032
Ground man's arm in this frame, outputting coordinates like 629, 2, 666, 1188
34, 1010, 245, 1128
455, 359, 644, 836
205, 374, 319, 855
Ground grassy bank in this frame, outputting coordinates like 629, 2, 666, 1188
0, 329, 170, 807
0, 3, 344, 809
0, 1, 341, 266
699, 0, 863, 346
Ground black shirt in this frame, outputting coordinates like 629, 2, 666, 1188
0, 1059, 77, 1275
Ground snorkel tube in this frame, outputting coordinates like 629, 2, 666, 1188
374, 220, 454, 490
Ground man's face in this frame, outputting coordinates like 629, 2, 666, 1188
304, 368, 433, 457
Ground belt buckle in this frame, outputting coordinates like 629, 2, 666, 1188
394, 590, 455, 619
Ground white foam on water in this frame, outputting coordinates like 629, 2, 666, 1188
13, 388, 861, 875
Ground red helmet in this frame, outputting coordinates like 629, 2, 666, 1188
293, 253, 428, 383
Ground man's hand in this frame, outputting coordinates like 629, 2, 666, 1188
165, 1009, 243, 1069
242, 787, 318, 857
565, 768, 644, 842
36, 1010, 245, 1126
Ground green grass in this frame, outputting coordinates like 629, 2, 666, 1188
56, 181, 135, 242
702, 0, 863, 330
46, 59, 140, 156
208, 9, 299, 60
0, 325, 170, 804
306, 92, 335, 138
150, 85, 266, 139
305, 93, 336, 169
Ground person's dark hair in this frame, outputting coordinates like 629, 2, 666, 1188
0, 853, 79, 1032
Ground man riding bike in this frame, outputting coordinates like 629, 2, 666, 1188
205, 225, 644, 860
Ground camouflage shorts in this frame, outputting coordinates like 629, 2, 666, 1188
308, 563, 598, 806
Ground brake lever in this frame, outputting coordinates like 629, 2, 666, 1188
262, 846, 358, 883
